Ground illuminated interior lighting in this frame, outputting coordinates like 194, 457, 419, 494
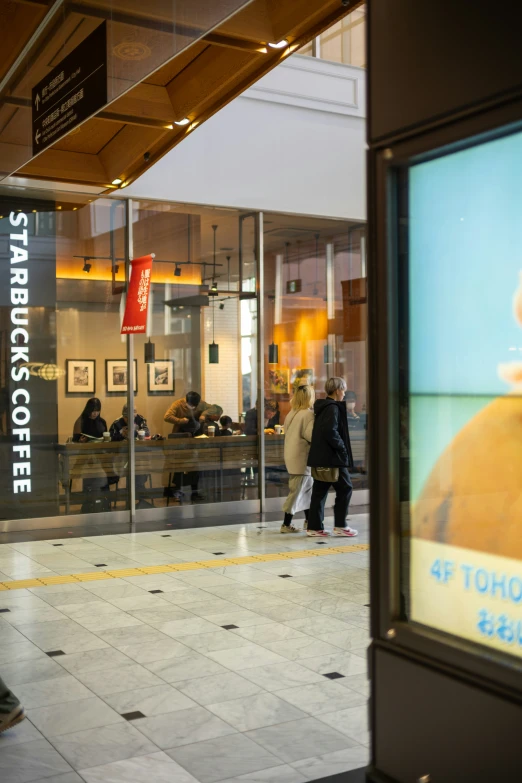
57, 206, 62, 210
257, 47, 268, 53
73, 207, 78, 211
174, 118, 190, 126
165, 124, 174, 130
111, 178, 123, 186
268, 39, 288, 49
32, 209, 37, 213
119, 182, 128, 189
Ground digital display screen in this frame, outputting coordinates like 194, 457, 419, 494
407, 129, 522, 658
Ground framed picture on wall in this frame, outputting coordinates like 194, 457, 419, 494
66, 359, 95, 394
147, 360, 174, 394
269, 367, 290, 395
291, 368, 314, 391
106, 359, 138, 394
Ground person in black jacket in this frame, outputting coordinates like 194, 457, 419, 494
307, 377, 358, 538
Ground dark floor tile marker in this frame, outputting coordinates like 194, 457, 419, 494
279, 575, 293, 578
323, 672, 345, 680
222, 624, 239, 630
46, 650, 65, 657
149, 590, 164, 594
95, 564, 107, 567
121, 711, 146, 721
0, 608, 10, 613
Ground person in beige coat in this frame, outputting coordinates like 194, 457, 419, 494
281, 384, 315, 533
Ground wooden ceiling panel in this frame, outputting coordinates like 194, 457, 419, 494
52, 117, 125, 154
105, 83, 173, 124
217, 0, 274, 43
0, 106, 31, 146
17, 148, 109, 184
0, 0, 54, 84
9, 0, 362, 188
166, 46, 261, 120
98, 124, 166, 181
144, 42, 208, 87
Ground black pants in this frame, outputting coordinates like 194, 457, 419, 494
308, 467, 353, 531
0, 677, 19, 715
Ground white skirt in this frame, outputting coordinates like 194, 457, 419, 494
283, 474, 313, 515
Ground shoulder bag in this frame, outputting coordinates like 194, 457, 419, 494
311, 466, 339, 482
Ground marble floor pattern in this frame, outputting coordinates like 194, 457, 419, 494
0, 514, 370, 783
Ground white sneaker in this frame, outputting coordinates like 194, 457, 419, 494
306, 530, 331, 537
333, 527, 358, 537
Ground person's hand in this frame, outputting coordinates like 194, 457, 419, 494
199, 415, 206, 422
181, 417, 189, 424
121, 426, 129, 438
79, 435, 88, 443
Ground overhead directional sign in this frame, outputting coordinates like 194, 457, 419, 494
32, 22, 107, 155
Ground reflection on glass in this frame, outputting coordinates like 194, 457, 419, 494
263, 214, 368, 507
404, 128, 522, 660
131, 204, 259, 508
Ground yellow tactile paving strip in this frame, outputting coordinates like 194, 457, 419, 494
0, 544, 370, 592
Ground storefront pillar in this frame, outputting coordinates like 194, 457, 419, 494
125, 198, 136, 526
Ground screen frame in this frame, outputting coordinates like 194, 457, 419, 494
369, 95, 522, 696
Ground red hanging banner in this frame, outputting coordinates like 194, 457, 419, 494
121, 254, 153, 334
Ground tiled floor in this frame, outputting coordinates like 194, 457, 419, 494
0, 514, 370, 783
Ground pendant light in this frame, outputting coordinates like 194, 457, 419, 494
144, 338, 155, 363
209, 225, 219, 363
313, 232, 320, 296
268, 294, 278, 364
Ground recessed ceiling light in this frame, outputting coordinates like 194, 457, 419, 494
57, 206, 62, 210
119, 182, 128, 188
165, 124, 174, 130
268, 39, 288, 49
112, 178, 123, 186
174, 118, 190, 126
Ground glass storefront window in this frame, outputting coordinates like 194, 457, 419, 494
0, 192, 363, 532
0, 193, 131, 522
262, 214, 368, 510
299, 5, 366, 67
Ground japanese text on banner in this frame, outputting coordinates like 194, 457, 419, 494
121, 255, 153, 334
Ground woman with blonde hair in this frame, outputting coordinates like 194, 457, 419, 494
280, 384, 315, 533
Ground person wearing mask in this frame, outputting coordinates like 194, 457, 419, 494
216, 415, 234, 436
307, 377, 358, 538
280, 384, 315, 534
72, 397, 107, 442
0, 678, 24, 734
110, 405, 150, 503
164, 391, 214, 433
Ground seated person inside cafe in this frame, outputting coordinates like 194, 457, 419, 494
73, 397, 107, 443
244, 399, 280, 435
164, 392, 221, 499
71, 398, 112, 502
164, 391, 218, 432
217, 415, 234, 436
110, 405, 151, 503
